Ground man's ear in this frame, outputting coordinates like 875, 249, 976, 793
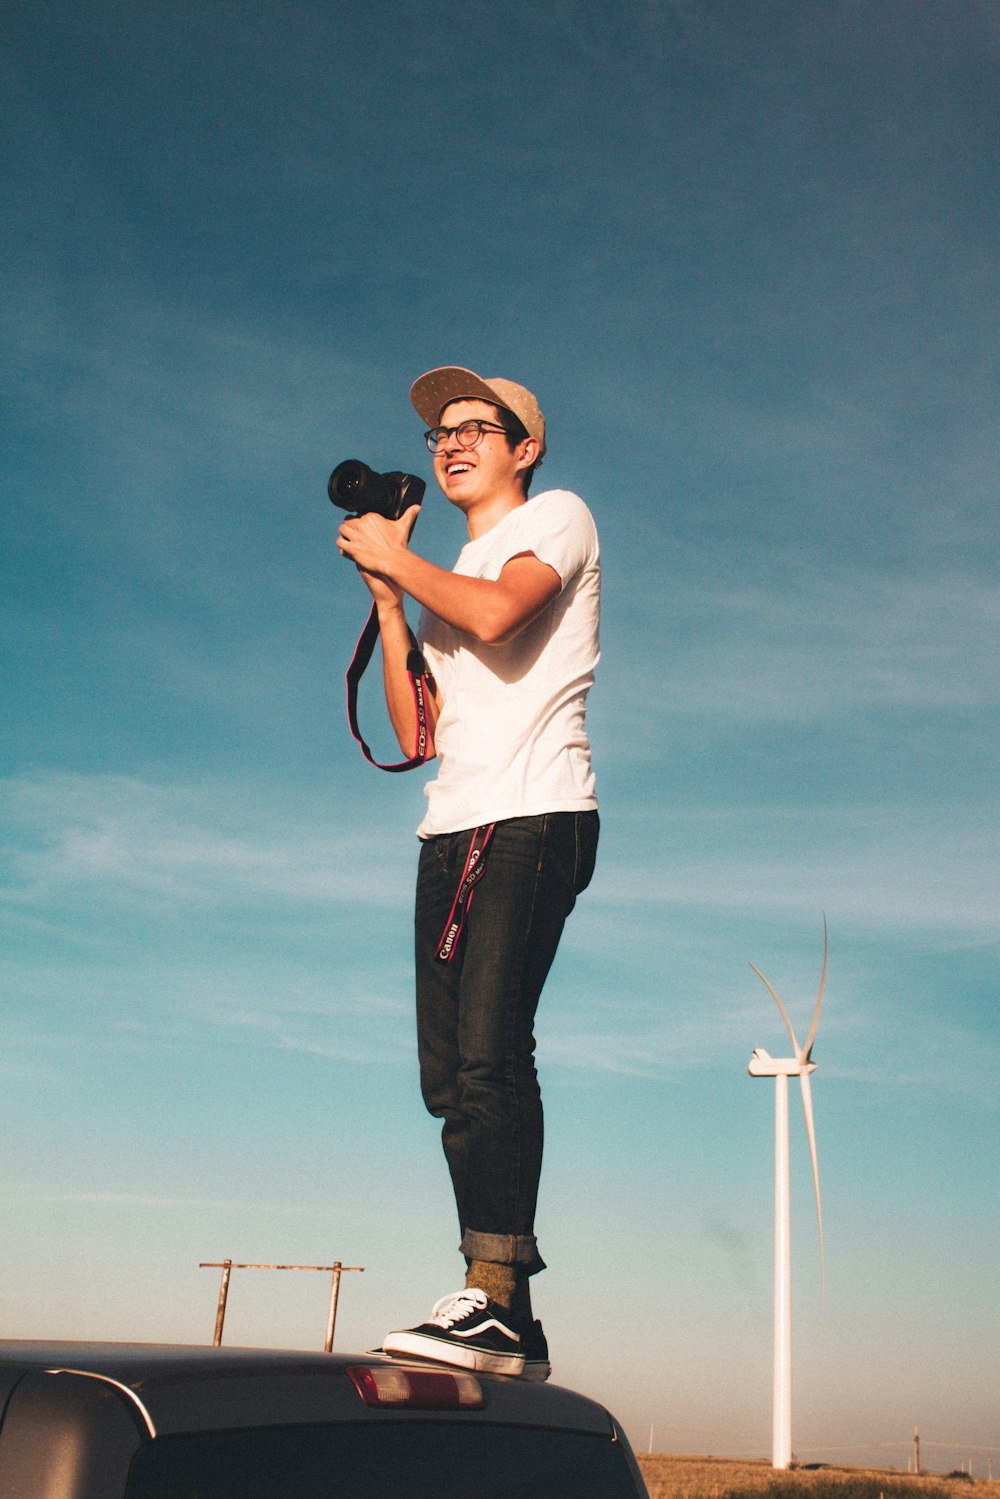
515, 435, 541, 473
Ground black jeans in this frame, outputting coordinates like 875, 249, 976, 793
414, 810, 599, 1275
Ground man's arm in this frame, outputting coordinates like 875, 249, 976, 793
372, 593, 442, 759
341, 510, 442, 759
338, 509, 561, 646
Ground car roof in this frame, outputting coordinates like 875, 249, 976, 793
0, 1341, 615, 1438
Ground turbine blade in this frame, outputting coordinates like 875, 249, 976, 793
801, 916, 828, 1063
799, 1069, 825, 1312
748, 961, 801, 1054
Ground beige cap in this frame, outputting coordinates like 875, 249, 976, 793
410, 366, 546, 458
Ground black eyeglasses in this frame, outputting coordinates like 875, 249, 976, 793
424, 419, 508, 454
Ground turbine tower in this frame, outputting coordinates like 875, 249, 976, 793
747, 921, 826, 1470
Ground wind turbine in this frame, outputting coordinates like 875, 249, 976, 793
747, 920, 826, 1470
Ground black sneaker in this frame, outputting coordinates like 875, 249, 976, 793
520, 1319, 551, 1382
383, 1290, 525, 1376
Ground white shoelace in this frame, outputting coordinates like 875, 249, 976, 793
428, 1289, 488, 1327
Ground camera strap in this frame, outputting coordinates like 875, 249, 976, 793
346, 602, 432, 772
435, 822, 497, 964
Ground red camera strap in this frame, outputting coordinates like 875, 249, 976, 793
345, 602, 432, 772
345, 612, 494, 955
435, 823, 497, 963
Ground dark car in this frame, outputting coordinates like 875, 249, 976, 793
0, 1341, 649, 1499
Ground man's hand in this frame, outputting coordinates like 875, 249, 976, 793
337, 506, 420, 606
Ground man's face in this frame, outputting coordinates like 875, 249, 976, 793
432, 399, 527, 510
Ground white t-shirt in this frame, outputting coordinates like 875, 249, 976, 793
416, 488, 600, 837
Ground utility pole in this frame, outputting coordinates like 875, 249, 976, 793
913, 1425, 920, 1475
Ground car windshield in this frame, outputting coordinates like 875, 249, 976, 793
125, 1420, 642, 1498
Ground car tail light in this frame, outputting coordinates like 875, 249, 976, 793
347, 1364, 484, 1409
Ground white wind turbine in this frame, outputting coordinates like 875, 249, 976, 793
747, 921, 826, 1470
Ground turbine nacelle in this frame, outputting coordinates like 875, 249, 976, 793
748, 1048, 817, 1078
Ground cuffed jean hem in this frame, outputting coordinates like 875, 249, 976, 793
460, 1229, 546, 1277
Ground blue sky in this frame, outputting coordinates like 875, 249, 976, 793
3, 0, 998, 1473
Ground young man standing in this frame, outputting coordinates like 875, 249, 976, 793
337, 368, 600, 1378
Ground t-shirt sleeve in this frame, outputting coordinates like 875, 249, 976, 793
505, 491, 598, 590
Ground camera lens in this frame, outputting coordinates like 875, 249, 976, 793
328, 459, 423, 519
328, 459, 371, 508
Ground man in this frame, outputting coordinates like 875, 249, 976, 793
337, 367, 600, 1379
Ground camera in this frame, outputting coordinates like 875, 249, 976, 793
328, 460, 425, 521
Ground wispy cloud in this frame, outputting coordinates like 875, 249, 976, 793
586, 799, 1000, 938
537, 962, 1000, 1107
602, 564, 1000, 749
2, 770, 413, 912
0, 949, 416, 1075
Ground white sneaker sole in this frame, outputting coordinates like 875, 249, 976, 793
383, 1330, 525, 1377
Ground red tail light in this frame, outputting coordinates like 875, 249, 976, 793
347, 1364, 484, 1409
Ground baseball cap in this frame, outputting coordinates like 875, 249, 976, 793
410, 366, 546, 458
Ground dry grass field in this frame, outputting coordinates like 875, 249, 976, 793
635, 1454, 989, 1499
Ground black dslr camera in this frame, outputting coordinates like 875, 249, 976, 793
328, 460, 425, 520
